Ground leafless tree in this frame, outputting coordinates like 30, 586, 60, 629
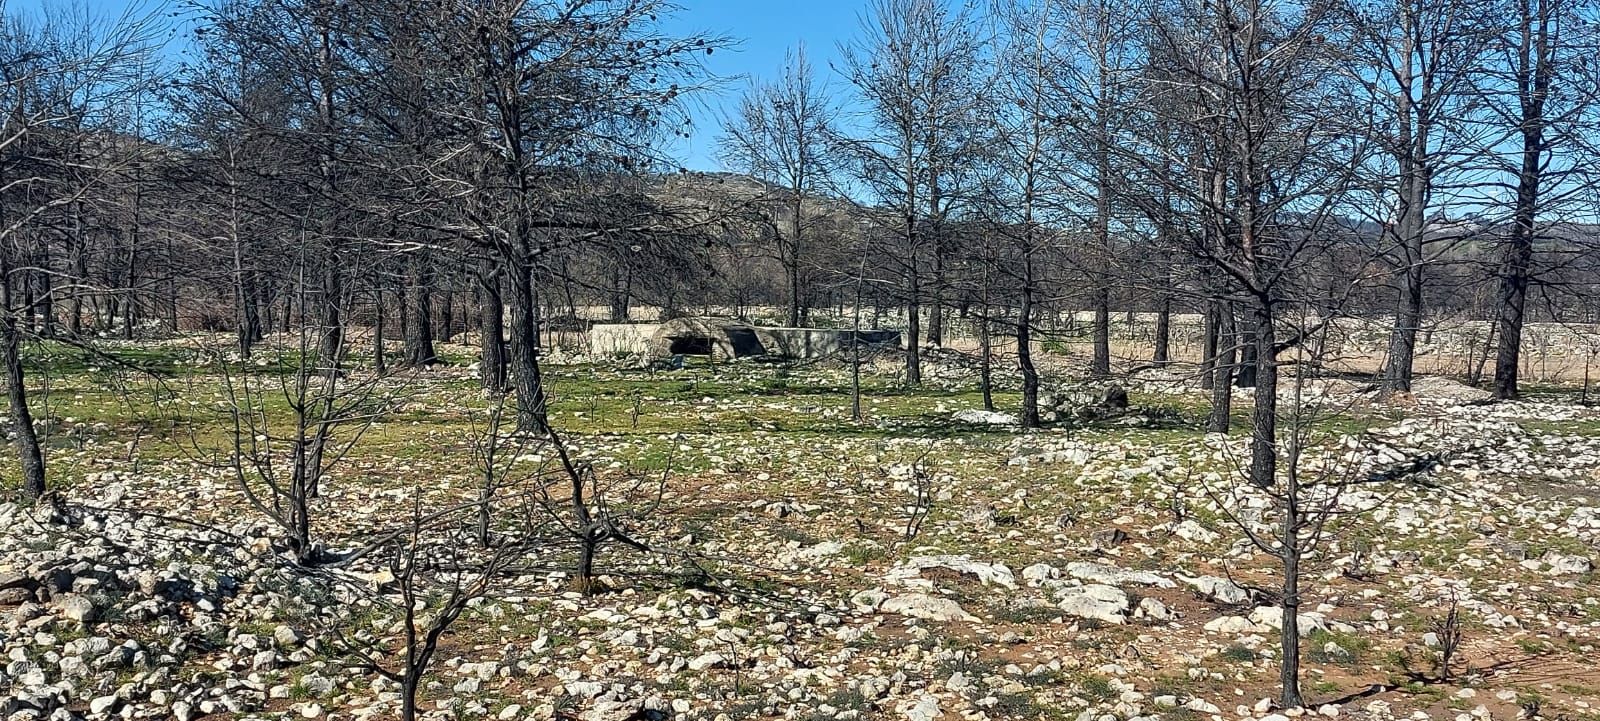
984, 0, 1067, 427
720, 45, 840, 327
1044, 0, 1142, 377
1, 3, 156, 500
839, 0, 989, 385
1128, 0, 1382, 704
211, 280, 411, 564
1481, 0, 1599, 399
336, 495, 523, 721
1204, 386, 1436, 706
1343, 0, 1496, 393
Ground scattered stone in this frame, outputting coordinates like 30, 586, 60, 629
1022, 563, 1058, 583
299, 673, 335, 697
273, 624, 305, 648
687, 652, 725, 671
1065, 561, 1175, 588
1135, 596, 1174, 621
1170, 520, 1220, 544
1247, 606, 1349, 636
52, 594, 97, 624
879, 593, 978, 623
1056, 584, 1131, 625
851, 588, 889, 611
953, 409, 1018, 425
1179, 574, 1253, 605
1203, 615, 1261, 634
1539, 551, 1594, 575
88, 696, 119, 716
900, 693, 941, 721
889, 555, 1016, 588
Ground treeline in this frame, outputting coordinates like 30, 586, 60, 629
4, 0, 1600, 487
6, 0, 1600, 705
720, 0, 1600, 417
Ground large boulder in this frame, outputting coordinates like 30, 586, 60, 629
952, 409, 1019, 426
1098, 384, 1129, 410
1041, 383, 1134, 421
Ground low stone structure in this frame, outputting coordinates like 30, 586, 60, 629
1040, 383, 1130, 422
643, 317, 901, 360
589, 323, 660, 356
649, 317, 764, 358
753, 327, 903, 359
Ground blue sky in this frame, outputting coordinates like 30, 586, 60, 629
663, 0, 859, 170
5, 0, 862, 171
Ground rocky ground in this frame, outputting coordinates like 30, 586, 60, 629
1, 340, 1597, 721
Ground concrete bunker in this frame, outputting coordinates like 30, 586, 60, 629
646, 317, 902, 361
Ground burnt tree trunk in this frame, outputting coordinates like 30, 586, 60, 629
1383, 158, 1429, 393
1207, 301, 1235, 434
373, 289, 387, 374
508, 263, 547, 431
403, 256, 438, 367
318, 261, 344, 370
2, 279, 46, 500
1153, 295, 1172, 365
1493, 0, 1550, 401
478, 265, 507, 393
1236, 326, 1259, 388
905, 237, 922, 386
1019, 256, 1040, 428
1248, 298, 1279, 490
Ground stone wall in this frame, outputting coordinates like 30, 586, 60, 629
754, 328, 902, 359
589, 323, 659, 356
590, 321, 902, 360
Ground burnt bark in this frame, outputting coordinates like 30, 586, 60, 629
1207, 301, 1235, 434
1153, 295, 1172, 365
2, 307, 45, 500
478, 265, 507, 393
508, 263, 546, 430
1492, 0, 1551, 401
403, 256, 438, 367
1248, 298, 1279, 489
1018, 277, 1040, 428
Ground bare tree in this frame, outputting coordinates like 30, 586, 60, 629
839, 0, 989, 385
170, 21, 286, 360
212, 281, 409, 564
337, 495, 523, 721
985, 0, 1069, 427
444, 0, 720, 430
720, 45, 840, 327
1482, 0, 1599, 399
1131, 0, 1375, 704
1050, 0, 1141, 377
1344, 0, 1495, 393
1, 4, 155, 500
1201, 350, 1444, 711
